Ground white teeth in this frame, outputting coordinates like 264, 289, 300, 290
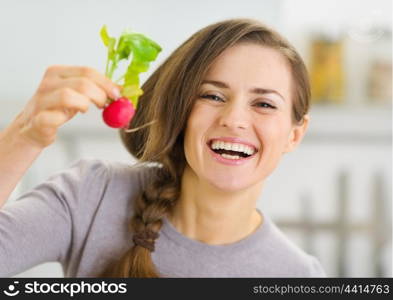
221, 153, 240, 160
238, 144, 247, 154
223, 143, 232, 151
210, 140, 255, 156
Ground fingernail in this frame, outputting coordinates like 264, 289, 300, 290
111, 87, 121, 99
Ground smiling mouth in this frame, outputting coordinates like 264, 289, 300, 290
207, 141, 258, 159
211, 147, 251, 158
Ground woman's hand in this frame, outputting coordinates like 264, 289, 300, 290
14, 65, 120, 148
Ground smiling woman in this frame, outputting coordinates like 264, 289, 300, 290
0, 18, 324, 278
106, 18, 319, 277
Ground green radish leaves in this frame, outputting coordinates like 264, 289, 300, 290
100, 25, 162, 108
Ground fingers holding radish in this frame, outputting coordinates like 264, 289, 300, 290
40, 77, 108, 110
42, 88, 91, 114
15, 65, 119, 148
10, 24, 162, 149
54, 65, 121, 100
38, 65, 121, 104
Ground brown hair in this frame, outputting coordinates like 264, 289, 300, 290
99, 18, 310, 277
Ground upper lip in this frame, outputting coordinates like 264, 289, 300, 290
207, 137, 259, 152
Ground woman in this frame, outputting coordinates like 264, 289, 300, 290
0, 18, 326, 277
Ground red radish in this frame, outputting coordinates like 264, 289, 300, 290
102, 97, 135, 128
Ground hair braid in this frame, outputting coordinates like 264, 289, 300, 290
100, 165, 181, 278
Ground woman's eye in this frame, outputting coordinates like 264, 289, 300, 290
256, 102, 276, 109
200, 94, 224, 102
200, 95, 276, 109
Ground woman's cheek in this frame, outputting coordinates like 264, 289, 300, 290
190, 104, 218, 128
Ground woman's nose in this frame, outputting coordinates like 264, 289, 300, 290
218, 101, 249, 130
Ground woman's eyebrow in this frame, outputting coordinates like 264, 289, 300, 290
201, 79, 285, 102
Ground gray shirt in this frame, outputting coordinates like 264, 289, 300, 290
0, 158, 326, 277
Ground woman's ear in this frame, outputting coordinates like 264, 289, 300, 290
283, 114, 310, 154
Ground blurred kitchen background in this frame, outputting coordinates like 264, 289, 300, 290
0, 0, 391, 277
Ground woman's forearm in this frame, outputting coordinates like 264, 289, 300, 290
0, 113, 44, 208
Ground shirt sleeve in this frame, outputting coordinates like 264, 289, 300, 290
0, 158, 108, 277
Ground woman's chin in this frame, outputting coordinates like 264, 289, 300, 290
206, 176, 251, 193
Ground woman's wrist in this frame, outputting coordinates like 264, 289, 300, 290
0, 113, 44, 207
1, 111, 45, 152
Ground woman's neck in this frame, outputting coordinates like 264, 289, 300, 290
168, 166, 264, 245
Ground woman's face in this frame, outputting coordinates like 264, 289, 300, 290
183, 43, 308, 192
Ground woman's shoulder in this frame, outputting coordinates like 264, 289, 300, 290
66, 157, 156, 191
260, 215, 326, 277
54, 157, 156, 222
67, 157, 154, 178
